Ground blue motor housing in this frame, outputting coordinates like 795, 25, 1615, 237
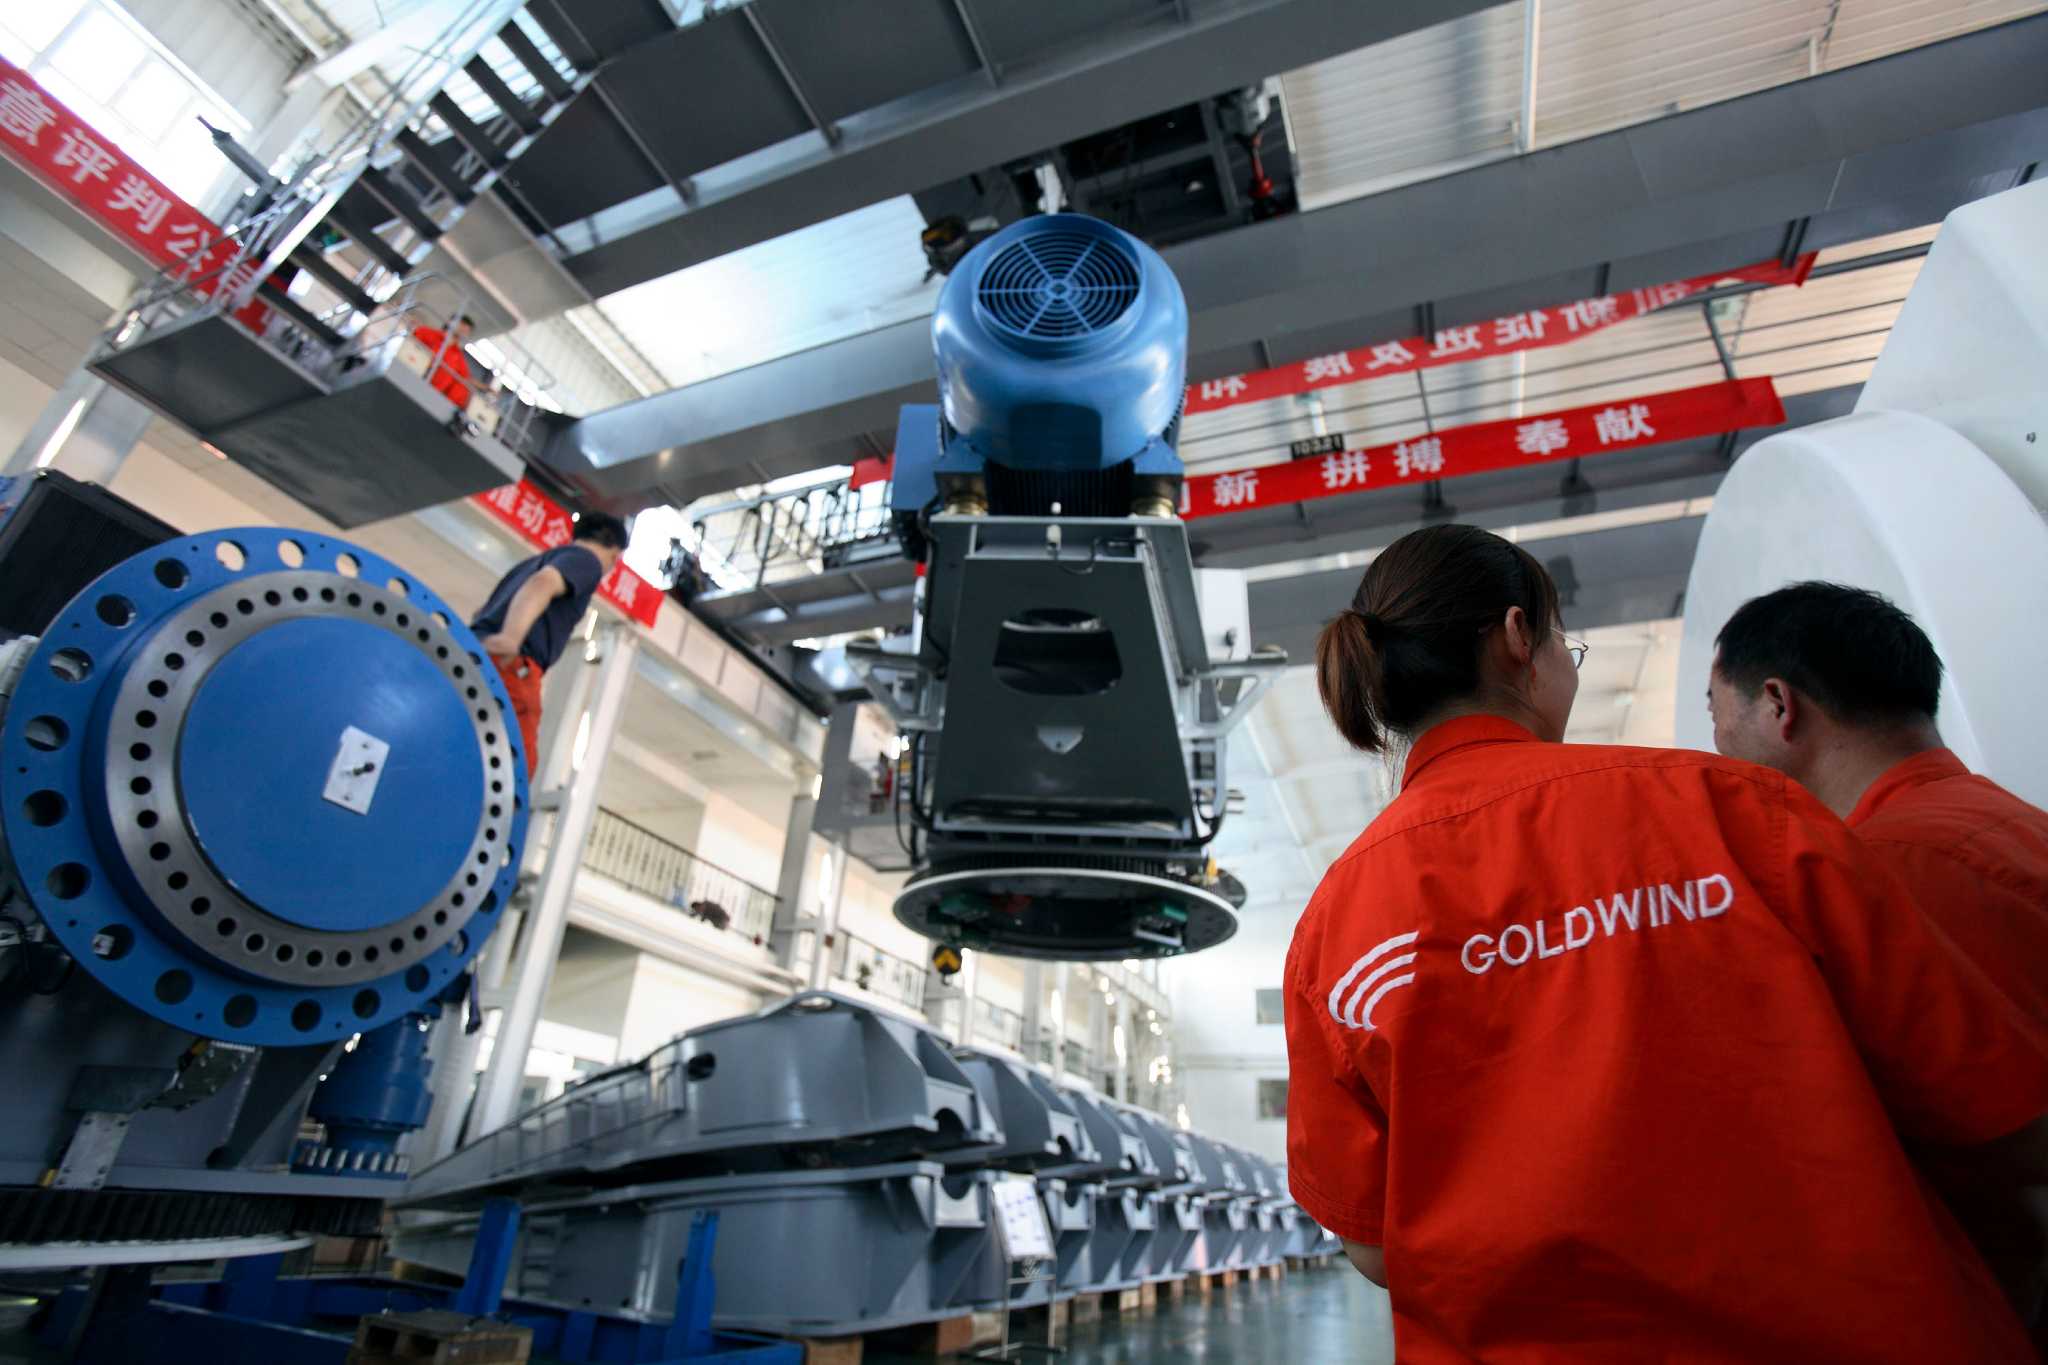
902, 214, 1188, 524
0, 526, 528, 1047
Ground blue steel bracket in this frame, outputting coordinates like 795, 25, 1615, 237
453, 1197, 522, 1319
664, 1211, 719, 1359
0, 527, 530, 1046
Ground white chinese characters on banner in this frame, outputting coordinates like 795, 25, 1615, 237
1394, 437, 1445, 478
1303, 352, 1354, 384
1213, 471, 1260, 508
1514, 418, 1571, 456
483, 485, 521, 516
1494, 312, 1546, 346
607, 569, 639, 610
1199, 375, 1249, 402
1321, 450, 1370, 489
0, 79, 55, 145
1593, 403, 1655, 444
1366, 341, 1415, 370
1559, 296, 1622, 332
53, 128, 115, 185
107, 173, 171, 233
514, 488, 550, 539
1428, 325, 1483, 358
164, 223, 217, 270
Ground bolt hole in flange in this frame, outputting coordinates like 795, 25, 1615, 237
49, 648, 91, 683
25, 716, 68, 751
95, 594, 135, 627
214, 541, 246, 572
23, 790, 65, 826
154, 559, 188, 590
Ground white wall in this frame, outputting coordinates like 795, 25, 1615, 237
619, 953, 765, 1059
1168, 908, 1295, 1162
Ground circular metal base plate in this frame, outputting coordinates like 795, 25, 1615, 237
894, 864, 1238, 960
0, 527, 528, 1046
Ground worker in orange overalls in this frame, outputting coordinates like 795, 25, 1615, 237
1709, 580, 2048, 1324
1285, 524, 2048, 1364
412, 312, 477, 409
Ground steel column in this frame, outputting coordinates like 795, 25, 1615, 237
471, 624, 639, 1134
4, 371, 152, 483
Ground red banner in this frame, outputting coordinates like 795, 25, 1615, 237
1183, 378, 1783, 519
1183, 258, 1815, 417
0, 57, 244, 292
472, 481, 662, 627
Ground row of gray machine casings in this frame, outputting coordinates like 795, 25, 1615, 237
394, 992, 1337, 1336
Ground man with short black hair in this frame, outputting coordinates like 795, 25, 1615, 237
472, 512, 630, 777
1709, 580, 2048, 1320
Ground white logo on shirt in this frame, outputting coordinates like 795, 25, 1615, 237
1327, 930, 1420, 1031
1461, 873, 1735, 974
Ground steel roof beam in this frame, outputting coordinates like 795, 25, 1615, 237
546, 0, 1501, 298
1249, 513, 1705, 667
536, 18, 2045, 512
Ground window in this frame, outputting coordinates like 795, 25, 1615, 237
1, 1, 250, 206
1255, 987, 1284, 1026
1257, 1078, 1289, 1121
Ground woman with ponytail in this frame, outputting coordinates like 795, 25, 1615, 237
1285, 524, 2048, 1363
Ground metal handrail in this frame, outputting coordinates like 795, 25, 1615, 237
970, 999, 1025, 1051
582, 808, 780, 944
833, 932, 926, 1010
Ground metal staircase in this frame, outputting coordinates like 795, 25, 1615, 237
86, 2, 595, 527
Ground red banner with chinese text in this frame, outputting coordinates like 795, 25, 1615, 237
1183, 259, 1815, 417
1183, 378, 1783, 520
0, 57, 239, 290
472, 481, 662, 628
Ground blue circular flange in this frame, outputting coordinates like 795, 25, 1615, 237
0, 528, 529, 1047
178, 615, 484, 931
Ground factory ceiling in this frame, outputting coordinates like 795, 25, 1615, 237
529, 16, 2048, 515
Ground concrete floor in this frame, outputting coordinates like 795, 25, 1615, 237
2, 1266, 1396, 1363
873, 1267, 1396, 1363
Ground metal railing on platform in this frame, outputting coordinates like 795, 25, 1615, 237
689, 475, 898, 594
970, 1000, 1025, 1052
582, 808, 779, 944
833, 933, 926, 1011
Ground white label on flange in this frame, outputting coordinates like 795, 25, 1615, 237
322, 726, 390, 815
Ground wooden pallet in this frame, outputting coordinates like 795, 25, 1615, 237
1247, 1262, 1287, 1283
792, 1311, 1000, 1364
347, 1309, 531, 1364
1199, 1267, 1240, 1293
1102, 1283, 1156, 1314
1069, 1290, 1104, 1323
1161, 1276, 1189, 1300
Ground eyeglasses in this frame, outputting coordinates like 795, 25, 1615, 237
1554, 628, 1589, 670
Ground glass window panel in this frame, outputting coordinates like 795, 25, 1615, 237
109, 55, 185, 130
2, 0, 86, 57
47, 8, 145, 105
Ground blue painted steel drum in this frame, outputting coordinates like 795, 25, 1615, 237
932, 213, 1187, 473
0, 527, 527, 1046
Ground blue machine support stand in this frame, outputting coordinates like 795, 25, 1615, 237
453, 1198, 521, 1318
666, 1212, 719, 1358
40, 1199, 796, 1364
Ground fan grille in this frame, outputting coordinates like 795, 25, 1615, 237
977, 232, 1141, 341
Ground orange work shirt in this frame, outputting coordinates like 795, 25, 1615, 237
1284, 716, 2047, 1365
412, 325, 472, 408
1848, 748, 2048, 1022
1849, 748, 2048, 1303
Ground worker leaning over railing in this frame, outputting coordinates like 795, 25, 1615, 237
1284, 522, 2048, 1364
470, 512, 629, 778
